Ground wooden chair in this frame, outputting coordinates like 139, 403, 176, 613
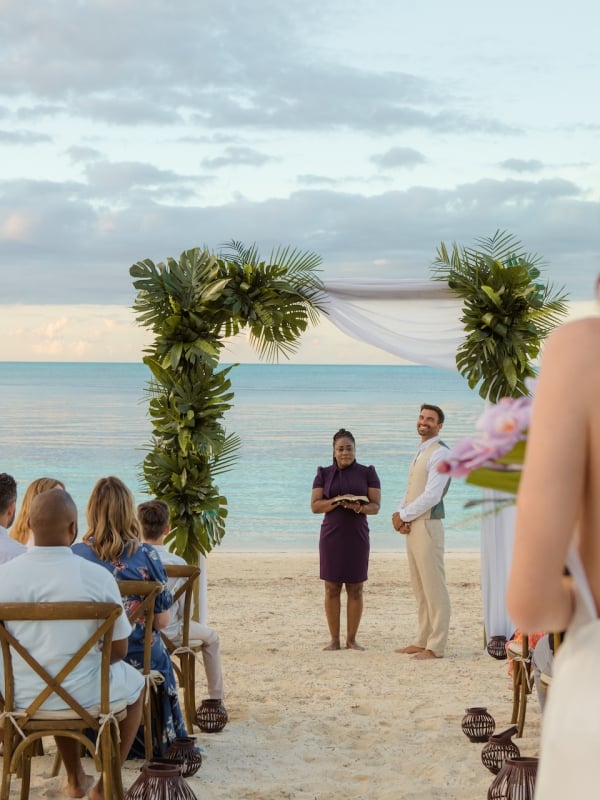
507, 634, 531, 737
117, 580, 162, 761
0, 602, 125, 800
160, 565, 202, 732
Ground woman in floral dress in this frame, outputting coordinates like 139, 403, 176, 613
72, 475, 187, 755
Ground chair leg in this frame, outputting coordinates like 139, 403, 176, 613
1, 730, 14, 800
510, 660, 531, 738
18, 750, 33, 800
510, 661, 521, 725
182, 653, 196, 732
517, 680, 528, 738
143, 684, 154, 760
101, 725, 124, 800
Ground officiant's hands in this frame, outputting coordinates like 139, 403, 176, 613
392, 511, 411, 534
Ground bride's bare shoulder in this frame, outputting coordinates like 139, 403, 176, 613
544, 317, 600, 359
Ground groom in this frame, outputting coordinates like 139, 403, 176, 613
392, 404, 451, 660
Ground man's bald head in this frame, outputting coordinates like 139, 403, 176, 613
29, 488, 78, 547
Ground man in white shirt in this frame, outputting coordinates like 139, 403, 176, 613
137, 500, 225, 703
392, 404, 451, 660
0, 488, 144, 800
0, 473, 26, 564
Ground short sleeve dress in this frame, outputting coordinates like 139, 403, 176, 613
313, 460, 380, 583
72, 540, 188, 754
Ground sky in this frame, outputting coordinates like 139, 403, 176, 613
1, 0, 599, 363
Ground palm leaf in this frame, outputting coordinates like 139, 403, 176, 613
432, 230, 569, 401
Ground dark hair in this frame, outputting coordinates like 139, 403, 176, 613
333, 428, 355, 445
137, 499, 170, 540
420, 403, 445, 424
0, 473, 17, 514
332, 428, 356, 463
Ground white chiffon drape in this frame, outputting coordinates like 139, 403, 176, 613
321, 279, 464, 370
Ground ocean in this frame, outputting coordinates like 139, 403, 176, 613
0, 362, 486, 552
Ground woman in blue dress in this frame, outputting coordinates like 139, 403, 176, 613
311, 428, 381, 651
72, 475, 188, 756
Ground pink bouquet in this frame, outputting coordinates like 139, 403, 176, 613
438, 385, 534, 495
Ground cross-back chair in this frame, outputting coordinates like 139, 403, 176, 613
117, 580, 162, 761
160, 565, 202, 732
0, 602, 125, 800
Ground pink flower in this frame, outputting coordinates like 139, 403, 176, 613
439, 436, 509, 477
438, 389, 534, 483
476, 396, 532, 446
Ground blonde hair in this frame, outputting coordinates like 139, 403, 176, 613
83, 476, 141, 561
10, 477, 65, 544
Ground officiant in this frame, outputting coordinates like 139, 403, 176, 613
310, 428, 381, 651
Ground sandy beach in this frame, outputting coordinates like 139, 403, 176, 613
18, 551, 542, 800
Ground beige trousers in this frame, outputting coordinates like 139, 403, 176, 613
173, 621, 224, 700
406, 518, 450, 657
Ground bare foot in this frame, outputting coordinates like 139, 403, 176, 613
64, 772, 94, 798
346, 640, 365, 651
88, 783, 104, 800
394, 644, 425, 654
412, 649, 441, 660
323, 641, 341, 651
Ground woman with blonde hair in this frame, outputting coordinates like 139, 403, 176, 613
10, 477, 65, 545
72, 476, 188, 756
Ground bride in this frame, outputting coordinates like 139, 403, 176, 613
508, 277, 600, 797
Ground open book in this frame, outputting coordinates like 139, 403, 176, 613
333, 494, 370, 505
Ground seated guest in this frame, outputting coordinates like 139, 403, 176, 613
10, 476, 65, 546
0, 488, 144, 800
138, 499, 226, 705
0, 473, 25, 564
72, 477, 188, 754
0, 475, 28, 751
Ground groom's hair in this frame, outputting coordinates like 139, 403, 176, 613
420, 403, 445, 424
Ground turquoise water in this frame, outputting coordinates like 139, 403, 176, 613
0, 362, 486, 551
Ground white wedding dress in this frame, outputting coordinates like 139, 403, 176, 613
534, 544, 600, 798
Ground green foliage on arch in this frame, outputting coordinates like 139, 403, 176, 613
130, 242, 325, 561
432, 230, 569, 402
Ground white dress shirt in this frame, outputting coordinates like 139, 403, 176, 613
396, 435, 450, 522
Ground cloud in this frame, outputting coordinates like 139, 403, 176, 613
0, 174, 596, 305
297, 174, 342, 187
371, 146, 427, 169
498, 158, 545, 173
65, 145, 103, 163
0, 129, 52, 144
83, 160, 208, 196
0, 0, 598, 325
201, 147, 276, 169
16, 104, 65, 120
0, 2, 514, 136
44, 315, 69, 338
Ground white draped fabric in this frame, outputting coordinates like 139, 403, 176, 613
480, 493, 516, 641
320, 278, 514, 643
321, 279, 464, 369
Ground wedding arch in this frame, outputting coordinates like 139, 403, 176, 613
131, 233, 567, 635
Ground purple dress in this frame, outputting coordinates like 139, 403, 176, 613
313, 461, 381, 583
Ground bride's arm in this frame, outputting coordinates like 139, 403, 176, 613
507, 320, 593, 632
